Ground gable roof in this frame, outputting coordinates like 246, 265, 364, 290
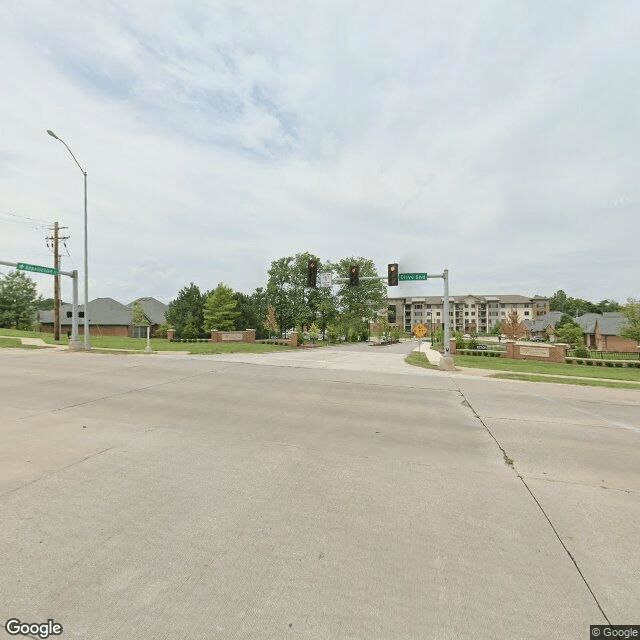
38, 298, 165, 327
126, 297, 168, 325
524, 311, 563, 332
576, 312, 627, 336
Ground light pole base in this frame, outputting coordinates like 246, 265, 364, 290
68, 339, 83, 351
144, 346, 153, 353
438, 355, 456, 371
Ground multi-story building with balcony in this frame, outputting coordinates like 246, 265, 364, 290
386, 294, 549, 335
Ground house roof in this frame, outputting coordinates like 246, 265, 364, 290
575, 312, 627, 336
524, 311, 563, 332
39, 297, 160, 326
126, 297, 168, 325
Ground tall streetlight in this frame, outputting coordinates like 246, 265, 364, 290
47, 130, 91, 350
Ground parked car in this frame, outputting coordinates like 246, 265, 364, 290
531, 336, 546, 343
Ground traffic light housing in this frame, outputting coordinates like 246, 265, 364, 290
307, 259, 318, 288
388, 263, 398, 286
349, 265, 359, 287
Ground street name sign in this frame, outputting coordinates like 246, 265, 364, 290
17, 262, 58, 276
399, 273, 428, 281
319, 273, 332, 287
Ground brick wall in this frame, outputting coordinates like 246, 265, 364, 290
504, 341, 567, 362
41, 324, 131, 337
604, 336, 639, 353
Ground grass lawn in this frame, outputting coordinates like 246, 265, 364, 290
0, 337, 43, 349
405, 352, 439, 369
0, 328, 68, 345
491, 373, 640, 391
452, 354, 640, 382
85, 336, 295, 354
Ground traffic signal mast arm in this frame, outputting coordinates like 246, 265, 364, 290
332, 276, 384, 282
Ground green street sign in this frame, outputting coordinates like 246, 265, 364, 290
16, 262, 58, 276
399, 272, 428, 281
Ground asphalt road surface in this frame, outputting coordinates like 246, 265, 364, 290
1, 343, 638, 639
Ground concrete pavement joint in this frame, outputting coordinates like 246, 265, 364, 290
15, 368, 227, 421
515, 476, 611, 625
0, 446, 116, 499
524, 475, 636, 495
455, 384, 612, 625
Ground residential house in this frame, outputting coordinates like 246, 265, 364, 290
524, 311, 564, 340
39, 296, 168, 338
575, 312, 637, 352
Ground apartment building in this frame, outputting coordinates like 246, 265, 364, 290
386, 294, 549, 334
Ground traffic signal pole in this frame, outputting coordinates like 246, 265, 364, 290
424, 268, 454, 370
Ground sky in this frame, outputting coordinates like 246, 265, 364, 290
1, 0, 638, 305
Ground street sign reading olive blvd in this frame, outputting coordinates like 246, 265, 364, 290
17, 262, 58, 276
399, 272, 428, 281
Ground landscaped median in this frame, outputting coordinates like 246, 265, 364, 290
0, 330, 296, 355
84, 337, 296, 354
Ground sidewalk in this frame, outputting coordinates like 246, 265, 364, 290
413, 340, 443, 366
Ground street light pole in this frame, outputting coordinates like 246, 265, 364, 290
47, 130, 91, 350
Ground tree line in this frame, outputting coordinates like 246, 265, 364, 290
165, 252, 387, 341
1, 266, 638, 345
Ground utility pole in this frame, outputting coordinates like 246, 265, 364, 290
46, 221, 69, 342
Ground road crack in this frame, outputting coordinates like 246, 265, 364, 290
455, 385, 612, 625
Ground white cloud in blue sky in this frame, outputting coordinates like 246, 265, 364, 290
0, 0, 638, 303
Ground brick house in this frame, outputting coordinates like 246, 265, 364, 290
38, 297, 168, 338
575, 312, 638, 352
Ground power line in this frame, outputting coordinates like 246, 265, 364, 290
0, 211, 51, 229
0, 209, 51, 225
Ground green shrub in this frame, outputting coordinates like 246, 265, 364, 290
575, 359, 583, 365
614, 362, 623, 367
586, 360, 593, 365
595, 360, 603, 366
605, 361, 614, 367
574, 346, 590, 358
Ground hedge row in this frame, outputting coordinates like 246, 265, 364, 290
169, 338, 209, 343
457, 349, 502, 357
565, 358, 640, 368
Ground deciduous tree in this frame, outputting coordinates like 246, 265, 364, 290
620, 298, 640, 341
204, 283, 240, 331
0, 271, 38, 329
166, 283, 205, 338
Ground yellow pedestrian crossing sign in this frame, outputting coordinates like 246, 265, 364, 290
413, 324, 427, 338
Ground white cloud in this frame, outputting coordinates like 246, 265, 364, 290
0, 0, 638, 306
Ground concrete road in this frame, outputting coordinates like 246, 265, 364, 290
0, 344, 638, 639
